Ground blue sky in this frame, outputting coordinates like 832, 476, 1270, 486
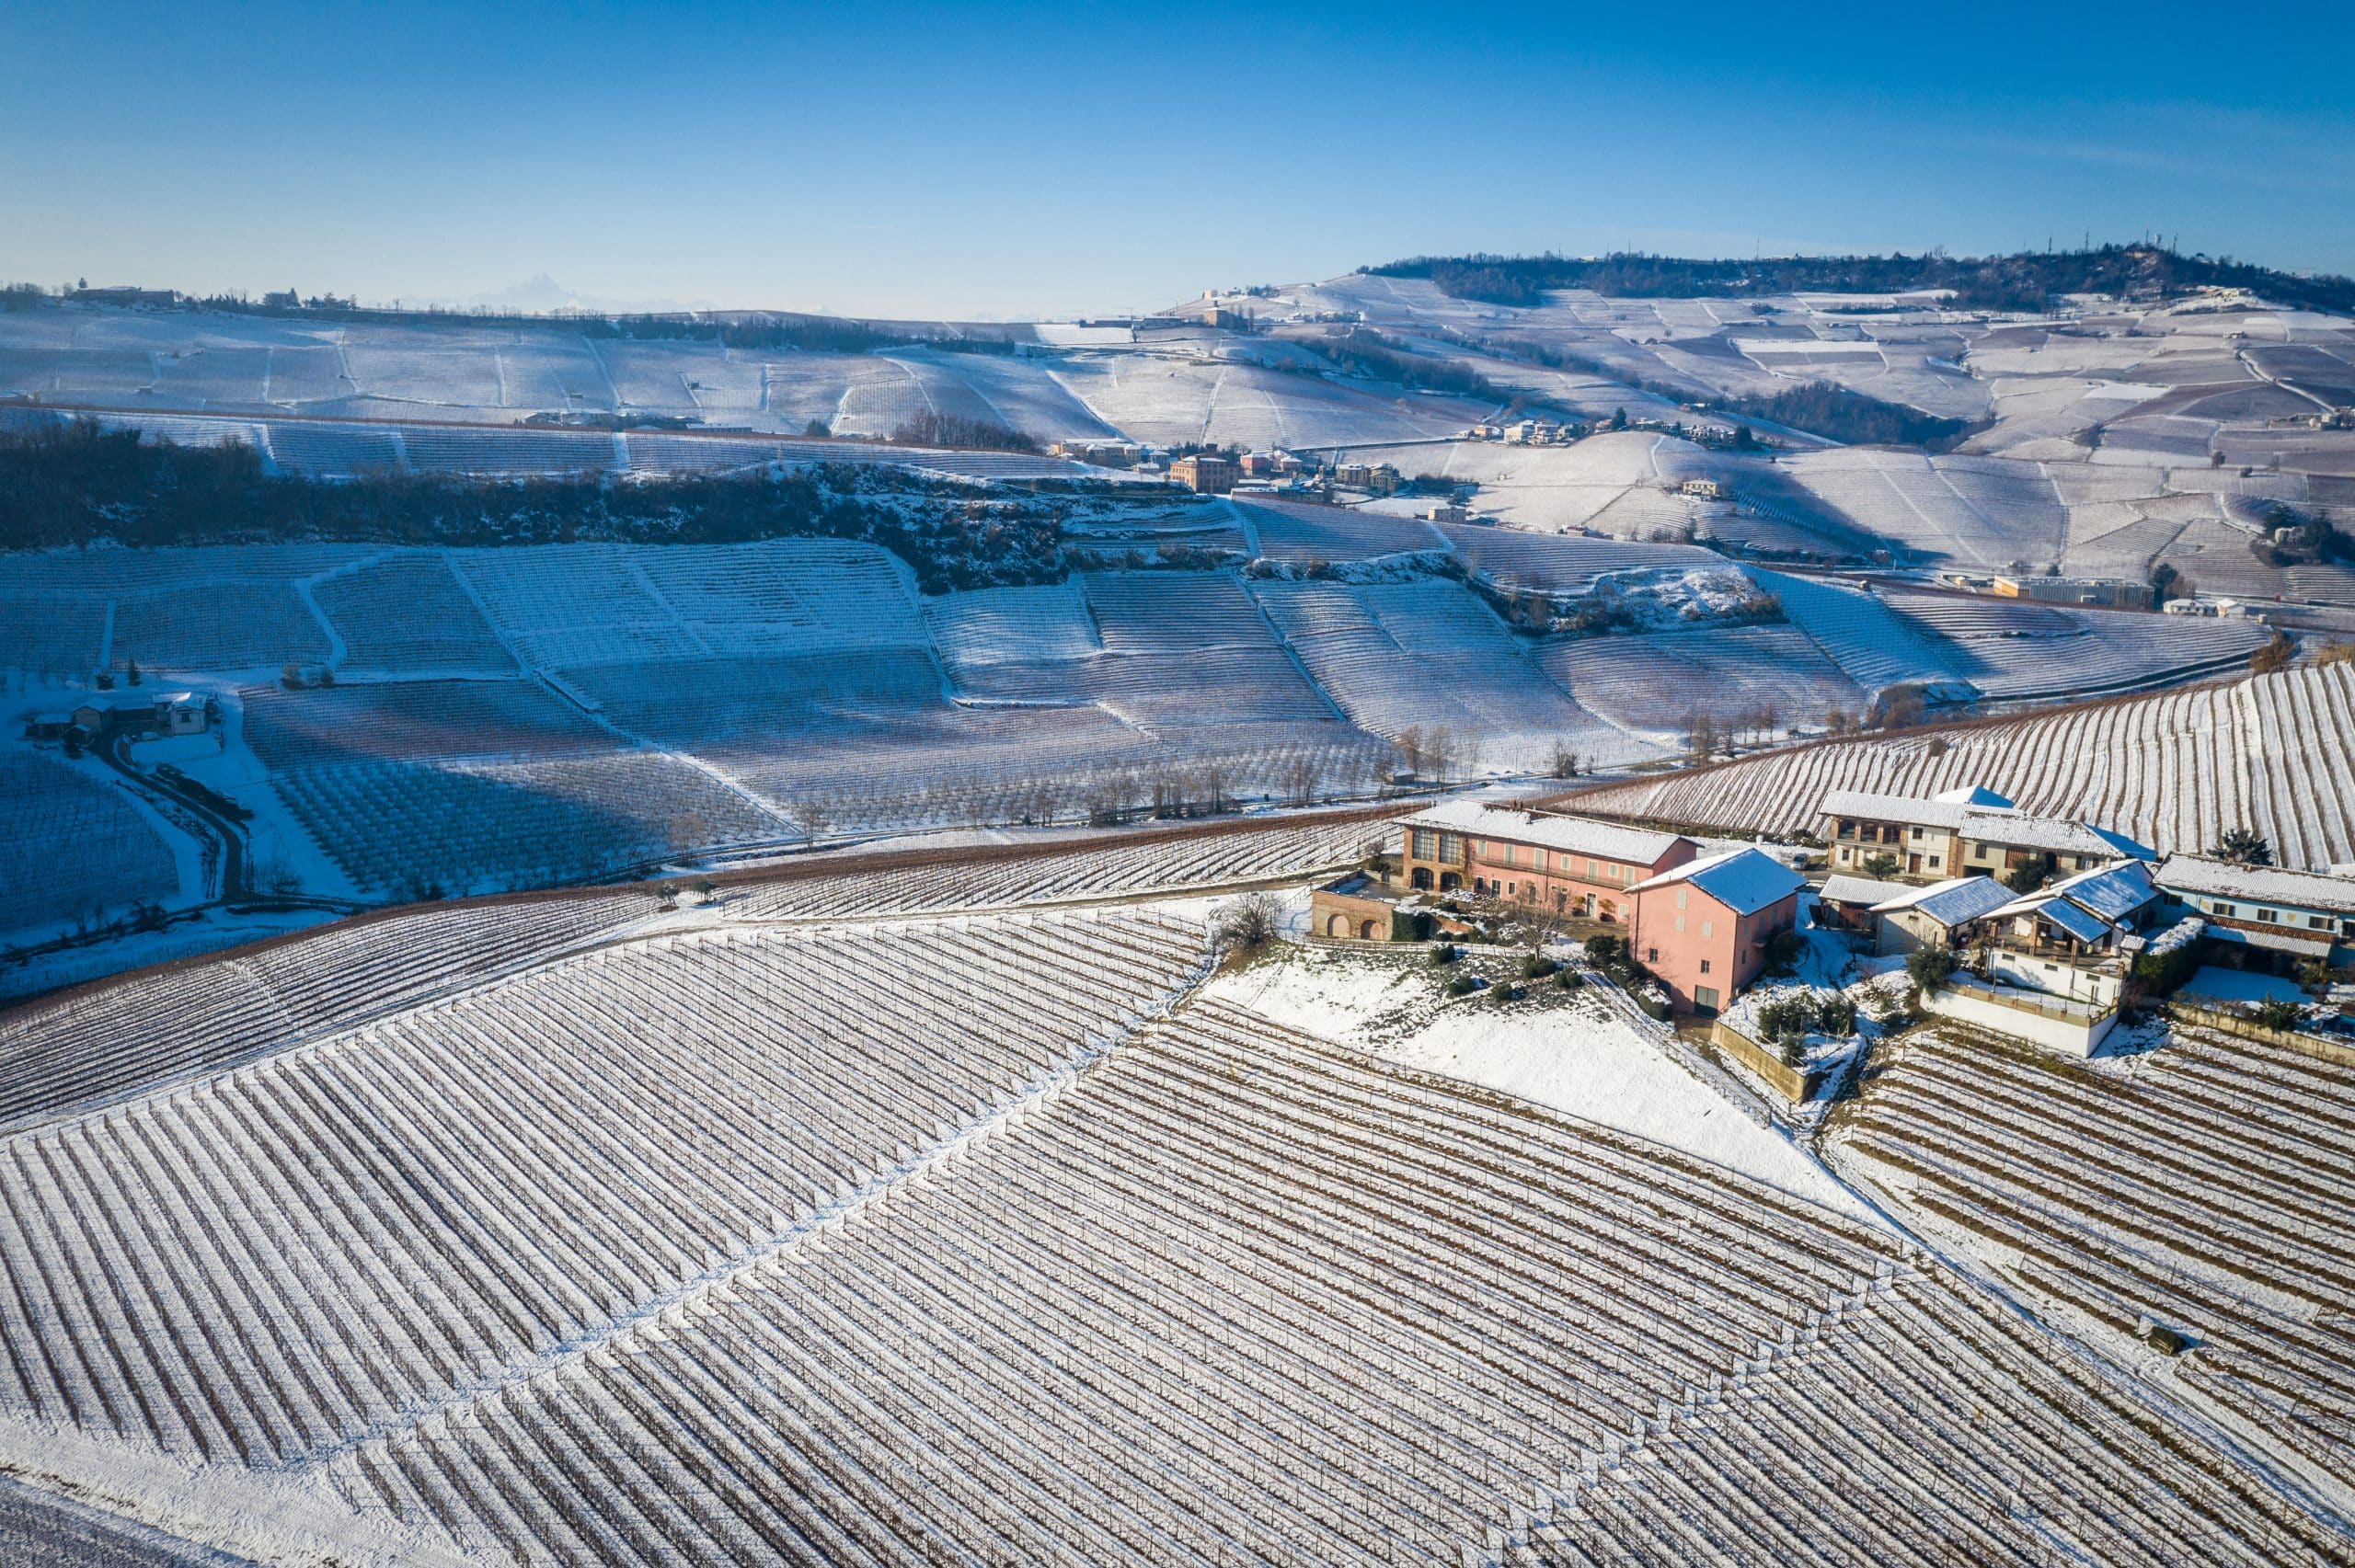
4, 2, 2350, 318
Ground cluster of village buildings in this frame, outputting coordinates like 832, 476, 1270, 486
1315, 786, 2355, 1055
1048, 441, 1438, 507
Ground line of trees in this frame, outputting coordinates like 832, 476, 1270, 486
1365, 245, 2355, 315
0, 419, 1065, 592
890, 411, 1041, 453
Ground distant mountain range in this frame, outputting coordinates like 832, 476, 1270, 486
441, 273, 714, 315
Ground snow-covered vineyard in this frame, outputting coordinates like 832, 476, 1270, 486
1832, 1024, 2355, 1479
0, 892, 661, 1127
0, 524, 2276, 937
0, 866, 2342, 1563
1565, 663, 2355, 871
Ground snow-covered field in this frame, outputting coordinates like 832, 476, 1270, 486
1831, 1021, 2355, 1482
0, 855, 2338, 1563
1563, 661, 2355, 870
1200, 944, 1854, 1209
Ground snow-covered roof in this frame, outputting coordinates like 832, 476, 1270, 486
1818, 787, 2152, 863
1819, 875, 1913, 908
2034, 859, 2157, 922
1959, 810, 2154, 861
1400, 801, 1690, 865
1931, 784, 2016, 807
2155, 854, 2355, 914
1869, 876, 2015, 928
1632, 848, 1805, 916
1819, 788, 1994, 830
2206, 923, 2336, 958
1993, 895, 2113, 944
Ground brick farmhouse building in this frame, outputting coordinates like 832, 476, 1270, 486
1626, 849, 1807, 1015
1396, 802, 1696, 920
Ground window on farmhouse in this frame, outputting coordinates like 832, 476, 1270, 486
1699, 958, 1712, 974
1410, 829, 1435, 859
1700, 921, 1713, 939
2257, 909, 2278, 924
1586, 859, 1598, 879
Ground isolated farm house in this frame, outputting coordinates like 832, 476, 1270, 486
1396, 802, 1696, 919
64, 691, 208, 739
1627, 849, 1806, 1016
1821, 785, 2154, 884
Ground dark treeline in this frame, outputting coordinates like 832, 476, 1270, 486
20, 285, 1029, 357
889, 411, 1042, 452
1705, 382, 1981, 450
1318, 328, 1499, 400
0, 420, 1065, 592
1367, 246, 2355, 315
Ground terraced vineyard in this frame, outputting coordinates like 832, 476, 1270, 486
0, 908, 1211, 1468
1561, 663, 2355, 870
1830, 1024, 2355, 1481
0, 873, 2343, 1562
0, 892, 660, 1127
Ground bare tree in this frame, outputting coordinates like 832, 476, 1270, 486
786, 799, 830, 845
1212, 892, 1282, 954
1396, 726, 1427, 780
1281, 753, 1322, 807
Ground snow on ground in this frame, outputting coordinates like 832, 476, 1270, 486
1200, 944, 1861, 1214
2178, 964, 2307, 1006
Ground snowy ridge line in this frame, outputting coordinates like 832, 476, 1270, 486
299, 916, 1217, 1470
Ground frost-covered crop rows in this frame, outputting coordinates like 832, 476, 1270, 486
1564, 664, 2355, 869
1752, 570, 1969, 695
1832, 1026, 2355, 1479
1879, 590, 2271, 700
239, 680, 617, 772
341, 1003, 2353, 1563
0, 893, 656, 1128
1538, 626, 1866, 736
309, 554, 517, 676
0, 908, 1208, 1479
275, 753, 782, 896
728, 815, 1388, 919
0, 753, 178, 938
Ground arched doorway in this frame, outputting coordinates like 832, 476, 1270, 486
1326, 913, 1346, 937
1358, 919, 1378, 939
1440, 871, 1462, 892
1411, 866, 1433, 890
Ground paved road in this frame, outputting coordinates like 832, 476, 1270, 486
95, 730, 247, 900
